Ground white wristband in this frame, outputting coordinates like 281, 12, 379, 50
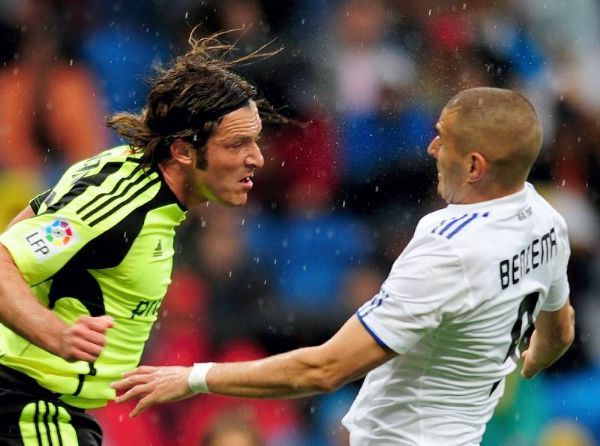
188, 362, 215, 394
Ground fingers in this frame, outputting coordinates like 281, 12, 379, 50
70, 325, 108, 349
78, 315, 115, 332
130, 398, 150, 417
115, 383, 148, 403
61, 316, 115, 362
111, 373, 149, 392
66, 344, 103, 363
121, 366, 158, 378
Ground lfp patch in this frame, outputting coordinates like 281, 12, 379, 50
45, 220, 73, 246
24, 218, 78, 260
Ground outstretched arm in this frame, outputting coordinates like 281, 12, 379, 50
113, 315, 396, 416
521, 299, 574, 379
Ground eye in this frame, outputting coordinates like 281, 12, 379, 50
229, 140, 245, 149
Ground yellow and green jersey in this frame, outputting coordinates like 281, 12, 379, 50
0, 146, 187, 409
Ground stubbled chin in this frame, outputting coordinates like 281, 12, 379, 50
229, 192, 248, 207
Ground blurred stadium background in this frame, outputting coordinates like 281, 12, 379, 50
0, 0, 599, 445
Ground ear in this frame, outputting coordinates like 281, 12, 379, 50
170, 139, 195, 166
467, 152, 488, 183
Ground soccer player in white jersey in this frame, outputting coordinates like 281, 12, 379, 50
113, 87, 575, 445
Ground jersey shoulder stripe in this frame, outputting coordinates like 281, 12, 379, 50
86, 175, 161, 227
430, 212, 490, 239
40, 148, 161, 227
77, 165, 158, 221
76, 163, 145, 216
41, 147, 143, 215
43, 161, 124, 214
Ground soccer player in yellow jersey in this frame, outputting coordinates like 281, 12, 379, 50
0, 32, 274, 445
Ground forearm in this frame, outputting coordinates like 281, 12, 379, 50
204, 346, 349, 399
528, 306, 575, 367
0, 246, 66, 355
113, 316, 395, 416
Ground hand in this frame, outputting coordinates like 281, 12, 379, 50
59, 315, 114, 362
111, 366, 194, 417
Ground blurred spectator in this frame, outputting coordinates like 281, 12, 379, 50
539, 420, 596, 446
330, 0, 415, 114
211, 0, 315, 113
202, 412, 264, 446
338, 262, 387, 312
338, 84, 435, 213
325, 0, 435, 213
177, 205, 283, 352
143, 268, 212, 366
78, 0, 171, 116
92, 400, 166, 446
539, 97, 600, 374
246, 197, 370, 348
0, 171, 41, 230
0, 0, 108, 183
254, 113, 339, 214
519, 0, 600, 112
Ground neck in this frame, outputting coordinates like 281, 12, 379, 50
158, 161, 191, 208
459, 182, 525, 204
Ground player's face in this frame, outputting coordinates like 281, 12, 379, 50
192, 101, 264, 207
427, 108, 469, 203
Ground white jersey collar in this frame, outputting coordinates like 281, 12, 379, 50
445, 183, 529, 214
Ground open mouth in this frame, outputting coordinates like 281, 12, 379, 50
239, 176, 254, 189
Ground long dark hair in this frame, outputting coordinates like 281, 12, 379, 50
107, 30, 284, 169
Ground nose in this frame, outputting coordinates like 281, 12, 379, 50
427, 136, 440, 159
246, 142, 264, 169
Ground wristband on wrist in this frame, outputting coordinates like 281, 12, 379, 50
188, 362, 215, 394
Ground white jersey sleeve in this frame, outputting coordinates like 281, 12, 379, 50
541, 214, 571, 311
357, 232, 466, 354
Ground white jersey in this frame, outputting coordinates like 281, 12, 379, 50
342, 184, 570, 445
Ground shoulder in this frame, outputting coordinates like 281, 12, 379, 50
416, 207, 491, 243
526, 183, 569, 232
394, 210, 465, 271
